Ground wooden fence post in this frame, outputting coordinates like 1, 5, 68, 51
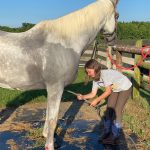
106, 46, 112, 69
91, 40, 98, 59
133, 40, 143, 99
116, 50, 122, 72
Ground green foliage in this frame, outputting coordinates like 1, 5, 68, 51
117, 22, 150, 40
96, 21, 150, 41
0, 22, 35, 32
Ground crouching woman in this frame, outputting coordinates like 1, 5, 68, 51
77, 59, 132, 144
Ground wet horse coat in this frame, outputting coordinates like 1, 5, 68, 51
0, 0, 118, 149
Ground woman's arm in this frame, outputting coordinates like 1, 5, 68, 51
90, 85, 112, 106
77, 88, 98, 100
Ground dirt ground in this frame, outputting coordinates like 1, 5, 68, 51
0, 100, 143, 150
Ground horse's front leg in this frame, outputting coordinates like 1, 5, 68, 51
43, 82, 63, 150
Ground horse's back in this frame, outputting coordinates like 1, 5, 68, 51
0, 28, 46, 90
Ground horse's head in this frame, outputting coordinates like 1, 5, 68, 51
101, 0, 119, 46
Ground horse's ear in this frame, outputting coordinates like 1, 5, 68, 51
115, 0, 119, 5
97, 0, 119, 5
110, 0, 119, 6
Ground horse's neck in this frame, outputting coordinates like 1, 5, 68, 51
70, 3, 108, 54
35, 0, 112, 55
56, 1, 109, 54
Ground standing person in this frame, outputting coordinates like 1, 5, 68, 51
77, 59, 132, 144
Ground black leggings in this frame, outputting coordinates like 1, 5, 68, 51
107, 87, 132, 125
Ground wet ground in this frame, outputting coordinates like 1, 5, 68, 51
0, 100, 137, 150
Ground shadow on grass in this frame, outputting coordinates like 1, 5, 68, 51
62, 81, 93, 101
0, 89, 47, 124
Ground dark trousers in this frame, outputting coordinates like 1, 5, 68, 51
107, 87, 132, 125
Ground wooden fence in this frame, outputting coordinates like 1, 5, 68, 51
79, 40, 150, 99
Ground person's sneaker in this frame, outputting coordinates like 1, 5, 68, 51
102, 133, 119, 145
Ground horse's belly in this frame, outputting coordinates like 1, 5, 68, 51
0, 80, 45, 91
0, 83, 14, 90
0, 64, 45, 90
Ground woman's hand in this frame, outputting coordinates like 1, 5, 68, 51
90, 99, 99, 107
77, 94, 84, 100
90, 85, 112, 106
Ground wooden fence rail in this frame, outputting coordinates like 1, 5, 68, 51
79, 40, 150, 99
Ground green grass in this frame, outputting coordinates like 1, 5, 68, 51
0, 88, 47, 108
123, 97, 150, 149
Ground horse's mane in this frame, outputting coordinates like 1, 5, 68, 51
35, 0, 114, 40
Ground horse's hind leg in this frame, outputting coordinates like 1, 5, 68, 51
43, 82, 63, 150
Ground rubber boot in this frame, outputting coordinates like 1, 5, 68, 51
98, 119, 112, 143
102, 123, 120, 145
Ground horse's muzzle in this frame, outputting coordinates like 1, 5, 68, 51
104, 31, 117, 46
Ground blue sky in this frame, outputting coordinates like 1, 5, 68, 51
0, 0, 150, 27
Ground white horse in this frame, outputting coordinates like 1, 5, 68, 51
0, 0, 118, 149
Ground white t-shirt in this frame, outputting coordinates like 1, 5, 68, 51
92, 69, 132, 92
